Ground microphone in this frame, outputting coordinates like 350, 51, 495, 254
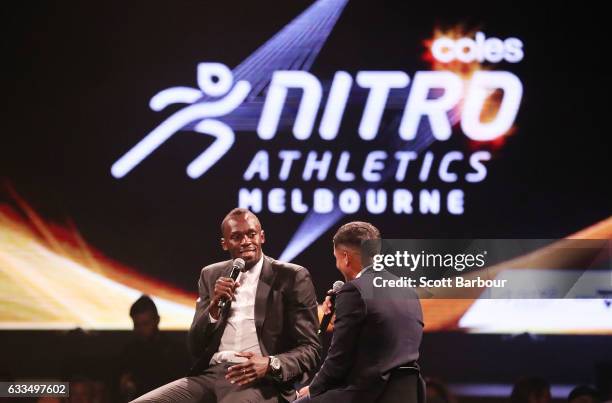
317, 280, 344, 335
218, 258, 246, 310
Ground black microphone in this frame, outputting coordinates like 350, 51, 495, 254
317, 280, 344, 335
218, 258, 246, 310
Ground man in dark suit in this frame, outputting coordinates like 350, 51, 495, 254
296, 221, 424, 403
132, 208, 321, 402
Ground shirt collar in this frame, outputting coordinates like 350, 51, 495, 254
241, 254, 264, 279
355, 264, 372, 279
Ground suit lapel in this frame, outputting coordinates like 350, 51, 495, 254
255, 256, 276, 335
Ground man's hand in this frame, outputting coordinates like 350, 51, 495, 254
209, 277, 240, 319
322, 294, 333, 315
225, 352, 270, 386
297, 385, 310, 398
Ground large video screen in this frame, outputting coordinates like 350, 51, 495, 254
1, 1, 610, 332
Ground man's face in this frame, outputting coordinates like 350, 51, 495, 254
131, 311, 159, 340
221, 214, 265, 268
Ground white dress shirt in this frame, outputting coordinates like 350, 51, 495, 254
210, 255, 264, 364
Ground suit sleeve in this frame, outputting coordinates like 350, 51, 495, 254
275, 267, 322, 383
188, 268, 216, 358
308, 283, 366, 397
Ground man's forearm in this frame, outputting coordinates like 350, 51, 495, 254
274, 340, 321, 382
309, 286, 365, 397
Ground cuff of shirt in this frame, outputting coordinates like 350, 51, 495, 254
209, 313, 218, 323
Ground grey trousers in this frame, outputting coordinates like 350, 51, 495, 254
130, 363, 281, 403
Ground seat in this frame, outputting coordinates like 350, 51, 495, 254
375, 366, 423, 403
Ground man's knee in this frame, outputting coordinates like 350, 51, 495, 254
130, 376, 212, 403
217, 385, 279, 403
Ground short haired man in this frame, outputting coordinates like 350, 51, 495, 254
297, 221, 424, 403
132, 208, 321, 402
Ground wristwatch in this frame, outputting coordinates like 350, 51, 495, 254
268, 355, 282, 380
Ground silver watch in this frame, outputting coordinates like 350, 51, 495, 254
269, 355, 282, 379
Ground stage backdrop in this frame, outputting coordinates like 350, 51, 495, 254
1, 0, 610, 332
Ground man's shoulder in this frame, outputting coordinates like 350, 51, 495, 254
266, 256, 309, 275
336, 281, 360, 299
335, 282, 365, 311
350, 271, 373, 290
199, 259, 232, 277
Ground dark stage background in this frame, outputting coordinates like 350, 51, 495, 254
1, 0, 611, 395
3, 0, 609, 293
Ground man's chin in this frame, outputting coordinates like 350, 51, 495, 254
239, 251, 259, 262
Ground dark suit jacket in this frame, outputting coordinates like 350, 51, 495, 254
188, 255, 322, 401
308, 268, 424, 402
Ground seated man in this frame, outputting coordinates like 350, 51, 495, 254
297, 221, 424, 403
132, 208, 321, 402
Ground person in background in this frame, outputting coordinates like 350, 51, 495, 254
568, 385, 601, 403
511, 377, 551, 403
425, 377, 457, 403
69, 378, 94, 403
117, 295, 190, 401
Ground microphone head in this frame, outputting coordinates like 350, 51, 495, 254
233, 258, 246, 271
332, 280, 345, 293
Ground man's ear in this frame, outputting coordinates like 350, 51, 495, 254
221, 237, 228, 251
260, 230, 265, 244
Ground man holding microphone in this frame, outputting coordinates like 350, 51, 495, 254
297, 221, 424, 403
132, 208, 321, 402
